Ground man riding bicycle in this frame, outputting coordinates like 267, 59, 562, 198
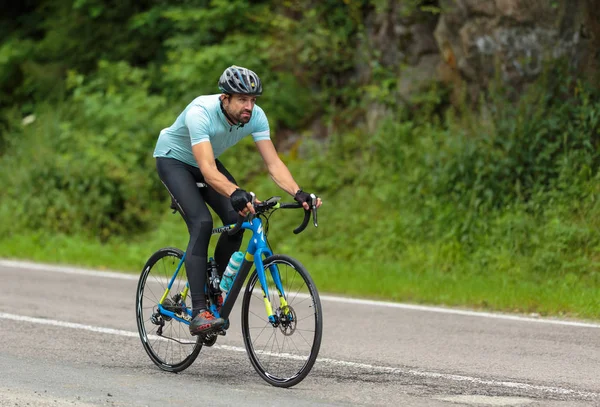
153, 65, 322, 335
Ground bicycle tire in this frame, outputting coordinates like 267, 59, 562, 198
241, 254, 323, 387
136, 247, 202, 372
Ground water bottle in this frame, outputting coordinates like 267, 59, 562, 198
219, 251, 244, 293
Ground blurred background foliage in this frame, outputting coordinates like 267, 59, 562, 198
0, 0, 379, 237
0, 0, 599, 316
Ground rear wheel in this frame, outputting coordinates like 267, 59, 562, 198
136, 247, 202, 372
241, 254, 323, 387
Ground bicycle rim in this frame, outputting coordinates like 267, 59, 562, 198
136, 247, 202, 372
241, 254, 323, 387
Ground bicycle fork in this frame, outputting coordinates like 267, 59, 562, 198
254, 255, 290, 326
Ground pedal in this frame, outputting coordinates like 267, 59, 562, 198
190, 328, 225, 338
201, 332, 218, 347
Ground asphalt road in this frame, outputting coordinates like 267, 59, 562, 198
1, 259, 599, 407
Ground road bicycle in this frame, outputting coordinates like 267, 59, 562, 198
135, 188, 322, 388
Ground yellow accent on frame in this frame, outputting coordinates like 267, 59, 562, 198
263, 296, 274, 317
279, 295, 289, 314
245, 252, 254, 261
279, 295, 288, 309
159, 288, 170, 305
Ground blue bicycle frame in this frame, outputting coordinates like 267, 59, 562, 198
156, 217, 286, 325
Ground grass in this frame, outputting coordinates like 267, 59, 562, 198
1, 204, 598, 321
1, 96, 598, 321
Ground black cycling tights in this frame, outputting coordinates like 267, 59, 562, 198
156, 157, 243, 317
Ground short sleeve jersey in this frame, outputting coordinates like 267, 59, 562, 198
153, 94, 270, 167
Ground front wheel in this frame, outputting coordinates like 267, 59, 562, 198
136, 247, 202, 372
241, 254, 323, 387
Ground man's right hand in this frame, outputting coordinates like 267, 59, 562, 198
230, 188, 255, 216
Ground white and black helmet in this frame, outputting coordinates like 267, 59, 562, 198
218, 65, 263, 96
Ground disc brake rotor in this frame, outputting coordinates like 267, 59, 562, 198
278, 305, 297, 336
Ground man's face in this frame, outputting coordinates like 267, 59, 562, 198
222, 94, 256, 124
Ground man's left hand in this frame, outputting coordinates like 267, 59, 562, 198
294, 189, 322, 210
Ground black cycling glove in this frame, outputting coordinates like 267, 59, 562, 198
230, 188, 253, 212
294, 189, 314, 205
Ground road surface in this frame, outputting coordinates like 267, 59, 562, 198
1, 260, 599, 406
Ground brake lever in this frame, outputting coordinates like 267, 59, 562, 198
249, 192, 256, 223
310, 193, 318, 227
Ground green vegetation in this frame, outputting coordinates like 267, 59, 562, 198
1, 1, 598, 319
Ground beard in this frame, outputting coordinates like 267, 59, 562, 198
235, 109, 252, 124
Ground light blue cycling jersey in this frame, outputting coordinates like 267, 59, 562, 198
153, 94, 270, 167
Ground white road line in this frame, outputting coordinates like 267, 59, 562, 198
0, 312, 140, 337
2, 259, 600, 329
0, 312, 598, 401
317, 297, 600, 329
0, 259, 139, 281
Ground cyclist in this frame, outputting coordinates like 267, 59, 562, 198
153, 65, 322, 336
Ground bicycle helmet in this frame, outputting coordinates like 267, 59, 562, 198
218, 65, 263, 96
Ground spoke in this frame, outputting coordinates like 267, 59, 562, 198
293, 328, 313, 348
285, 334, 303, 355
251, 290, 263, 302
293, 328, 316, 333
296, 313, 316, 323
288, 296, 311, 307
151, 336, 162, 354
285, 266, 301, 303
143, 285, 160, 303
165, 331, 172, 363
282, 334, 301, 360
250, 321, 270, 343
137, 253, 201, 369
244, 258, 321, 383
258, 329, 277, 369
269, 330, 280, 372
248, 309, 267, 321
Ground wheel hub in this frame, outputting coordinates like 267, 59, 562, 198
277, 305, 297, 335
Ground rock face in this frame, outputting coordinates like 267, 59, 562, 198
365, 0, 600, 106
365, 1, 441, 96
362, 1, 442, 130
434, 0, 600, 100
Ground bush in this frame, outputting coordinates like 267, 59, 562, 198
435, 67, 600, 212
0, 61, 170, 240
280, 65, 600, 258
